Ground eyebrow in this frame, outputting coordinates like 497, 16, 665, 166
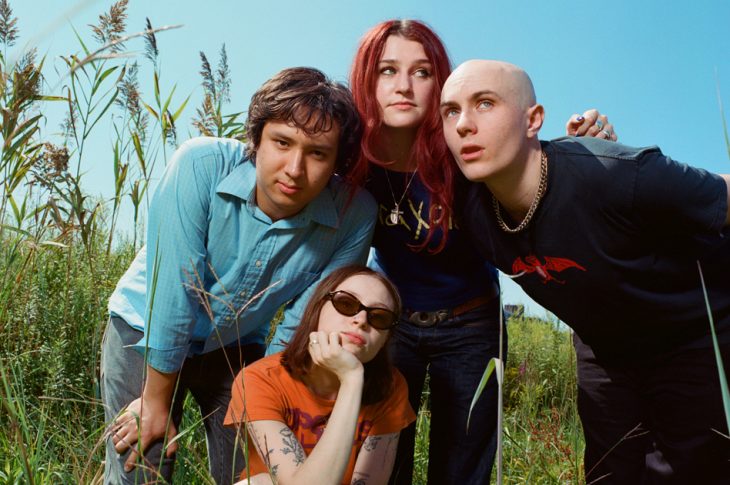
440, 89, 500, 109
379, 58, 432, 65
268, 129, 336, 151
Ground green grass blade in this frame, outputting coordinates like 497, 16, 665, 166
171, 93, 192, 122
696, 260, 730, 433
466, 357, 498, 432
92, 65, 120, 95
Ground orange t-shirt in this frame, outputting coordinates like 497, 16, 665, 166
224, 353, 415, 484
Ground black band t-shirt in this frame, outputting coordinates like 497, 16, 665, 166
464, 137, 730, 362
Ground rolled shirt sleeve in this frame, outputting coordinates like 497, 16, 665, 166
141, 139, 225, 372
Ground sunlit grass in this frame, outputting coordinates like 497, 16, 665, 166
1, 1, 727, 483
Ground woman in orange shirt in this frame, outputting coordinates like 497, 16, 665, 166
226, 265, 415, 485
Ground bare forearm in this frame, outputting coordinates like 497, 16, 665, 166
290, 372, 364, 485
142, 365, 178, 408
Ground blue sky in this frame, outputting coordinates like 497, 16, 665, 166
10, 0, 730, 315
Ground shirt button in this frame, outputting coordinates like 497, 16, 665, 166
239, 290, 247, 297
255, 260, 262, 267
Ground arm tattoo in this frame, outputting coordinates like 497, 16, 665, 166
279, 426, 305, 465
363, 436, 381, 452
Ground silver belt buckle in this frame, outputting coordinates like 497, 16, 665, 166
408, 310, 449, 327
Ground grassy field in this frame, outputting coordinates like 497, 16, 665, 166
0, 235, 585, 484
12, 1, 730, 483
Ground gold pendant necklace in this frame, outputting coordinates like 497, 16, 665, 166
493, 151, 548, 233
384, 168, 418, 224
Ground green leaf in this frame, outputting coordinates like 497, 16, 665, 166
0, 224, 31, 238
32, 95, 68, 102
92, 65, 119, 95
131, 131, 146, 173
696, 261, 730, 435
142, 101, 159, 120
171, 93, 192, 122
153, 70, 161, 107
6, 114, 42, 149
7, 194, 22, 225
161, 84, 177, 115
71, 24, 91, 56
467, 357, 502, 432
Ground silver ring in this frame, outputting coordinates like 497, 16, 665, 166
309, 339, 319, 346
595, 119, 604, 130
601, 129, 612, 139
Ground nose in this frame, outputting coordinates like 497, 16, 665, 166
455, 111, 476, 137
395, 71, 412, 95
284, 149, 304, 179
351, 309, 369, 328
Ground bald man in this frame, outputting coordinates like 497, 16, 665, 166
441, 60, 730, 484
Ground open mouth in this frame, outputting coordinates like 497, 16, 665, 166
460, 145, 484, 161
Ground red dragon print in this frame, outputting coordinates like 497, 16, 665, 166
512, 255, 586, 284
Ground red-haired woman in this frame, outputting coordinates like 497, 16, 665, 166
226, 265, 415, 485
349, 19, 616, 484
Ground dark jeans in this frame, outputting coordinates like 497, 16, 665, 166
574, 334, 730, 485
100, 316, 264, 484
389, 298, 504, 485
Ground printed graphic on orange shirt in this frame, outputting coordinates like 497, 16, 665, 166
288, 408, 373, 452
512, 255, 586, 284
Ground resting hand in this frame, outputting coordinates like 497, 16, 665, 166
566, 109, 618, 141
112, 395, 178, 472
308, 331, 363, 382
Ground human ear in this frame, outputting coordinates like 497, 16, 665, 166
526, 104, 544, 138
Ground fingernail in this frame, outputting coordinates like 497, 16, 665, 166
576, 115, 584, 122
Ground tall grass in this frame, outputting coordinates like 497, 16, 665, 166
5, 1, 705, 484
0, 1, 242, 482
0, 0, 588, 482
499, 316, 583, 484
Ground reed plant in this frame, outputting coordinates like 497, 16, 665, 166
2, 0, 726, 483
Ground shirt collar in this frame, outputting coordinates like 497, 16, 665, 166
215, 160, 340, 229
216, 159, 256, 201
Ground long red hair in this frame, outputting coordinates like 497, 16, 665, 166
349, 19, 456, 252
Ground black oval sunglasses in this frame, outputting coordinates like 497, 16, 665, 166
324, 290, 399, 330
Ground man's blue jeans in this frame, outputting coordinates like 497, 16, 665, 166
100, 316, 264, 484
388, 298, 505, 485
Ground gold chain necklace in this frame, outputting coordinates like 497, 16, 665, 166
384, 168, 418, 224
492, 151, 548, 233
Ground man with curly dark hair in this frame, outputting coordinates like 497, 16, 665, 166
101, 67, 376, 484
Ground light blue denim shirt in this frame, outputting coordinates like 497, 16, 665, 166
108, 137, 376, 373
